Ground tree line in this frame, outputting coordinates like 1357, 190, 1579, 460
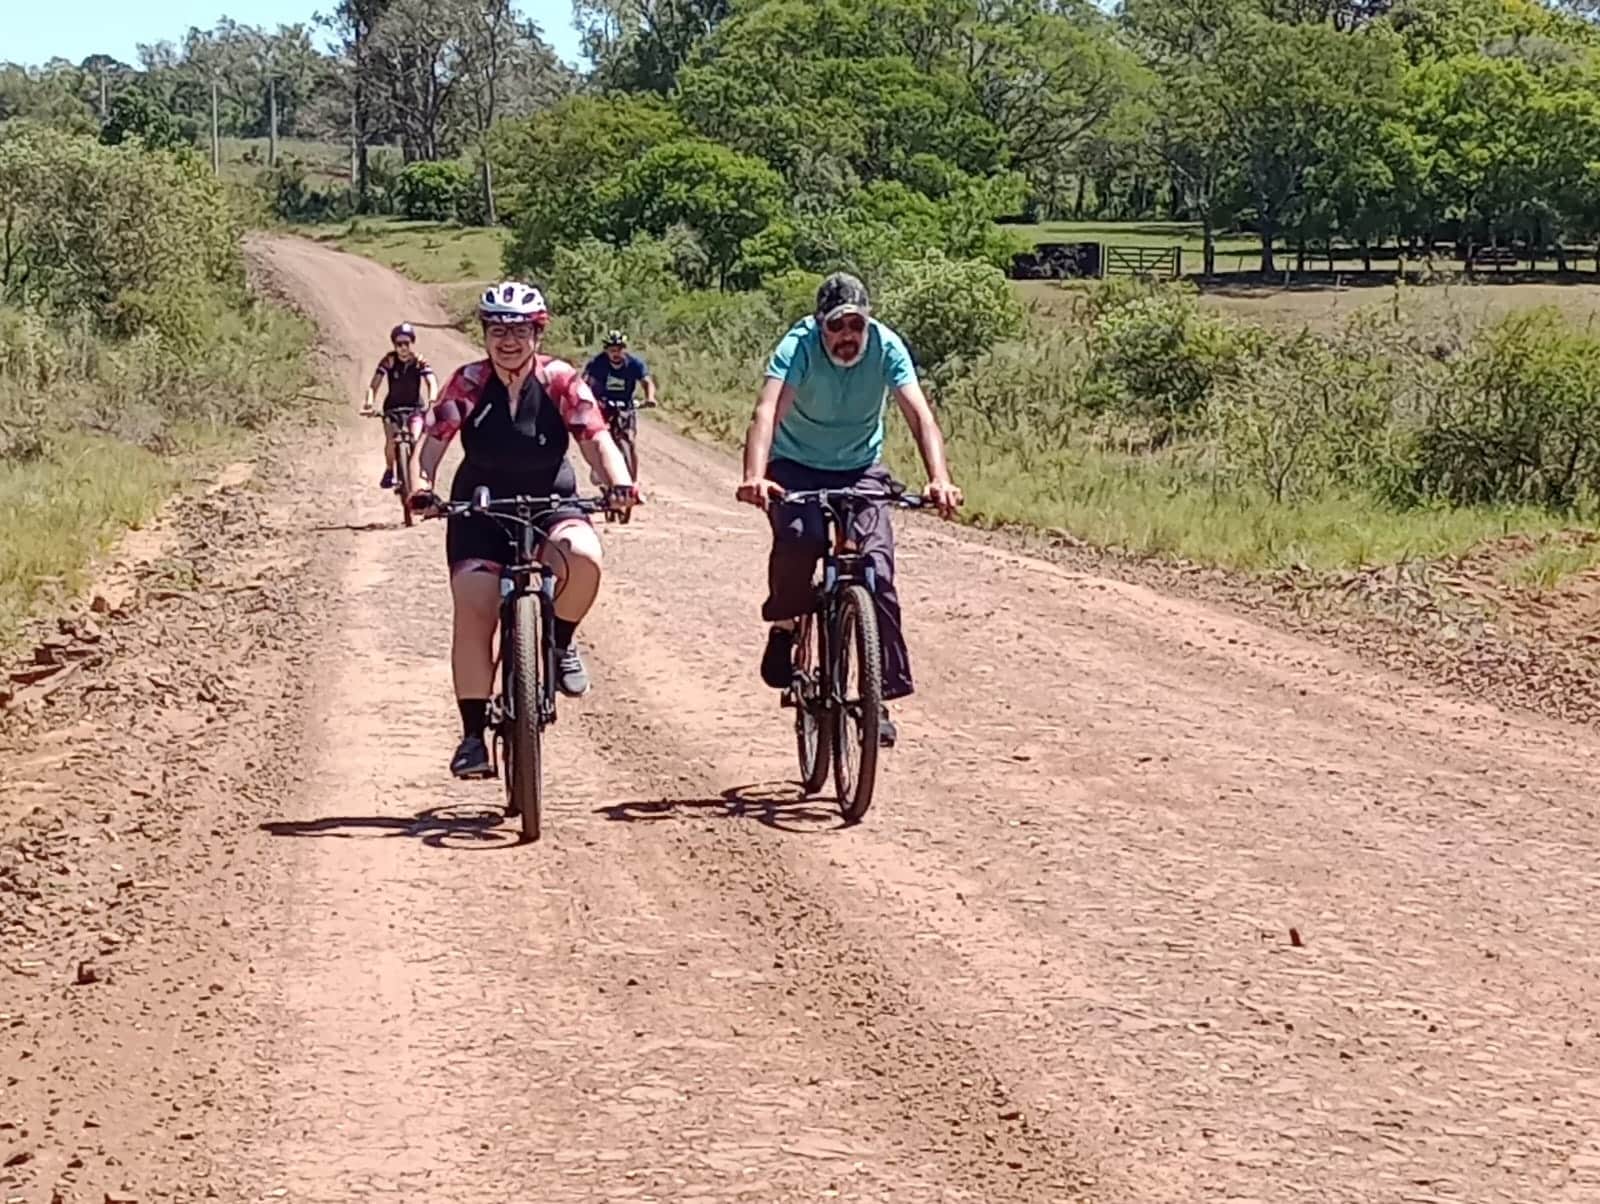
5, 0, 1600, 277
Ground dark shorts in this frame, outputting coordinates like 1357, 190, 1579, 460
444, 460, 589, 571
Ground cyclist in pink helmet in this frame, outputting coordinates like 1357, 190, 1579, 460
410, 281, 638, 779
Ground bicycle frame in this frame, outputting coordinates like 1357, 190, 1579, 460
490, 501, 561, 735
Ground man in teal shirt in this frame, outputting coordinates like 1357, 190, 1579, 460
736, 272, 964, 747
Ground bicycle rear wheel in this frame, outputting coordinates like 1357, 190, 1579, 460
831, 584, 882, 824
507, 592, 544, 842
792, 612, 832, 796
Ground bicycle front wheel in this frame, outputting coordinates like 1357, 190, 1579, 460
396, 439, 416, 528
508, 592, 544, 842
793, 612, 832, 795
831, 584, 882, 824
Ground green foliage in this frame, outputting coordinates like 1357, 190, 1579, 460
1080, 284, 1258, 446
98, 88, 192, 152
393, 160, 472, 222
497, 95, 688, 277
543, 234, 685, 345
875, 250, 1025, 382
599, 138, 789, 288
1407, 308, 1600, 512
0, 124, 241, 341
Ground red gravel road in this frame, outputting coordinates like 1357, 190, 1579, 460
3, 234, 1600, 1204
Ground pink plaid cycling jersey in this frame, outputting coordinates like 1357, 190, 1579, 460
425, 356, 609, 444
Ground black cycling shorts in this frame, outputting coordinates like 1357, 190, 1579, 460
444, 461, 590, 571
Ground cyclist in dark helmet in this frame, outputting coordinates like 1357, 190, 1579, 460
361, 321, 437, 489
734, 271, 963, 749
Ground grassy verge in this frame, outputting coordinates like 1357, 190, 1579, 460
0, 304, 315, 653
294, 216, 508, 283
0, 432, 226, 646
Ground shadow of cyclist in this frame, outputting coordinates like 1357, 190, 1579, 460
259, 803, 520, 851
595, 782, 847, 833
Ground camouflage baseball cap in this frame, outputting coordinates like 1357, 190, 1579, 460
815, 271, 870, 319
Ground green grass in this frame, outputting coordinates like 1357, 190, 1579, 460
944, 441, 1587, 572
642, 342, 1586, 575
0, 435, 184, 647
1501, 539, 1600, 592
296, 216, 508, 284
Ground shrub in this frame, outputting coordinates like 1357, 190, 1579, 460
1406, 307, 1600, 512
876, 250, 1025, 383
393, 161, 471, 222
543, 234, 683, 345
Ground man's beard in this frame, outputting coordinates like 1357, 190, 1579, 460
824, 340, 865, 368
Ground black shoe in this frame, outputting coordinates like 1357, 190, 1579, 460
760, 626, 794, 689
878, 706, 897, 749
450, 734, 492, 779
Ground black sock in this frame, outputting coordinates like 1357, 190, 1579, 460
458, 698, 489, 739
553, 618, 577, 650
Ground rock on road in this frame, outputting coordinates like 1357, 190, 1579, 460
3, 234, 1600, 1204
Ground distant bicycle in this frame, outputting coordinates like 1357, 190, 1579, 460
416, 486, 618, 841
367, 406, 426, 527
598, 396, 655, 524
779, 480, 925, 824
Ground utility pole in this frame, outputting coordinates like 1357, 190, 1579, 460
98, 69, 107, 122
211, 77, 221, 174
268, 73, 278, 168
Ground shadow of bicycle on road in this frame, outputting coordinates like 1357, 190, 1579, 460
596, 781, 849, 834
259, 802, 522, 851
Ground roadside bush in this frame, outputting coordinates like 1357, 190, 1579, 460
1405, 307, 1600, 512
1205, 331, 1400, 504
1080, 285, 1260, 447
0, 123, 240, 330
659, 289, 779, 360
543, 234, 683, 345
394, 160, 471, 222
876, 250, 1025, 383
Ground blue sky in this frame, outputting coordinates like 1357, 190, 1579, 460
10, 0, 587, 69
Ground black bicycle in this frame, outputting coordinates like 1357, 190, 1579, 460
420, 487, 615, 842
600, 397, 655, 523
779, 481, 925, 824
368, 406, 426, 527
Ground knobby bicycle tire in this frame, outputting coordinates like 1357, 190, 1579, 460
509, 592, 544, 842
396, 439, 416, 528
793, 612, 832, 795
832, 584, 882, 824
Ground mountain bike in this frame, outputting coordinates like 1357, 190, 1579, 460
419, 487, 614, 842
779, 481, 925, 824
600, 397, 655, 523
367, 407, 426, 527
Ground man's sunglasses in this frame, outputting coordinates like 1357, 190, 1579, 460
825, 313, 867, 335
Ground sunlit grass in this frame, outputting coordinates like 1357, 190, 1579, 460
294, 216, 508, 284
1501, 539, 1600, 593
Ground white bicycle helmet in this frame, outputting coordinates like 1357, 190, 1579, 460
478, 280, 549, 327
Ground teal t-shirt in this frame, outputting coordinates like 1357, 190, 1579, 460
765, 316, 917, 471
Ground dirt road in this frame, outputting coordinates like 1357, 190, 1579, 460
5, 236, 1600, 1204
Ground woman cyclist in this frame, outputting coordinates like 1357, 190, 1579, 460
410, 281, 637, 779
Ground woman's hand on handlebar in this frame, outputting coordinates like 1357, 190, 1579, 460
605, 484, 639, 517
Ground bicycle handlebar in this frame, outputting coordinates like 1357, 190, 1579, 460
412, 486, 622, 521
777, 486, 927, 509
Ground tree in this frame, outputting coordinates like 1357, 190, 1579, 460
1215, 16, 1404, 272
599, 139, 788, 288
319, 0, 395, 210
99, 88, 190, 152
576, 0, 732, 93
